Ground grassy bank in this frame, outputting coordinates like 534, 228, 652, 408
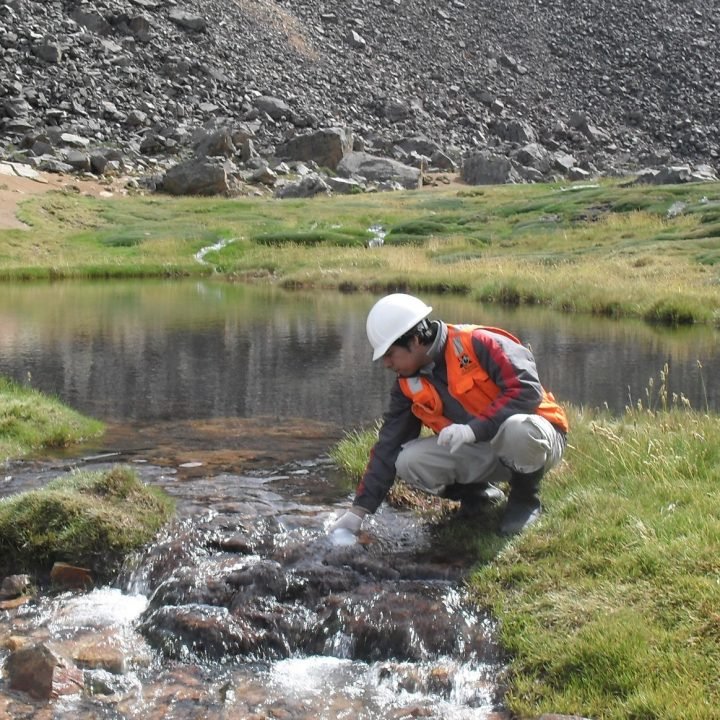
472, 403, 720, 720
2, 179, 720, 324
0, 465, 174, 582
0, 381, 172, 584
331, 377, 720, 719
0, 376, 104, 461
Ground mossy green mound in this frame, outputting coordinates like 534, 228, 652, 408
0, 466, 175, 582
0, 375, 104, 460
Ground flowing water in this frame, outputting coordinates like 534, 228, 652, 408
1, 279, 719, 718
1, 453, 506, 719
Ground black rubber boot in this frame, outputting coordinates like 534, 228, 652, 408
442, 483, 505, 518
499, 467, 544, 535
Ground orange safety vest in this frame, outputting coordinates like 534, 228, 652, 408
398, 324, 569, 434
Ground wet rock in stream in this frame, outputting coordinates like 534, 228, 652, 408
134, 498, 497, 669
1, 459, 507, 717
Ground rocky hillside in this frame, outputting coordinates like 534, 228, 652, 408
1, 0, 718, 190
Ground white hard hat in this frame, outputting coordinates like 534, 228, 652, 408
366, 293, 433, 361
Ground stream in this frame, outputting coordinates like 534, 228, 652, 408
0, 439, 507, 719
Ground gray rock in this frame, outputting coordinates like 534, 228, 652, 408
492, 119, 537, 144
129, 16, 153, 42
90, 152, 109, 175
71, 9, 112, 35
65, 150, 91, 171
347, 30, 366, 48
336, 151, 422, 189
393, 136, 443, 158
515, 142, 552, 173
274, 172, 330, 198
568, 166, 592, 181
326, 176, 364, 194
430, 150, 457, 171
251, 165, 277, 186
194, 129, 236, 158
635, 164, 718, 185
33, 41, 62, 63
59, 133, 90, 148
29, 140, 53, 156
37, 157, 74, 173
461, 151, 520, 185
168, 9, 207, 32
275, 127, 353, 170
384, 99, 410, 123
240, 138, 260, 163
127, 109, 148, 126
162, 158, 234, 195
3, 98, 30, 118
255, 96, 291, 121
553, 151, 576, 172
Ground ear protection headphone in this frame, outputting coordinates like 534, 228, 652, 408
415, 319, 436, 343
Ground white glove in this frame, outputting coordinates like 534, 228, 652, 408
437, 423, 476, 454
328, 508, 366, 535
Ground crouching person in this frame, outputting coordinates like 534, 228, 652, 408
329, 293, 568, 538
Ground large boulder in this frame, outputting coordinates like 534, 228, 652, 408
162, 158, 235, 196
461, 151, 521, 185
336, 151, 422, 190
275, 128, 353, 170
633, 164, 719, 185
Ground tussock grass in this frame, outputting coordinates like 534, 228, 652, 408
331, 368, 720, 718
2, 179, 720, 324
252, 228, 370, 247
0, 376, 104, 460
473, 398, 720, 719
0, 466, 174, 582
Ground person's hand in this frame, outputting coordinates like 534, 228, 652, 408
328, 508, 366, 535
437, 423, 476, 453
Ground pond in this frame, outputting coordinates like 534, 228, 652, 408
0, 279, 718, 719
0, 279, 717, 426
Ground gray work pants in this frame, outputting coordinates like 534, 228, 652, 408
395, 414, 566, 496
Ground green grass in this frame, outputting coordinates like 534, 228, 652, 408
471, 401, 720, 719
252, 227, 371, 247
0, 465, 175, 582
0, 375, 104, 460
331, 369, 720, 719
3, 179, 720, 324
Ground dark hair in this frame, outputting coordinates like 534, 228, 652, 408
392, 319, 436, 350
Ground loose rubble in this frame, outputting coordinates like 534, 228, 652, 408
1, 0, 718, 195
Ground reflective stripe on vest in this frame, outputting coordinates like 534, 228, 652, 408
399, 324, 569, 433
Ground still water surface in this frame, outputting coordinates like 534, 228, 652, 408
0, 279, 717, 423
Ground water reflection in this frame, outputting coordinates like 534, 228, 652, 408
0, 279, 717, 425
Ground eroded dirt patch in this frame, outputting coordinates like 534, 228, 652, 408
0, 165, 129, 230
